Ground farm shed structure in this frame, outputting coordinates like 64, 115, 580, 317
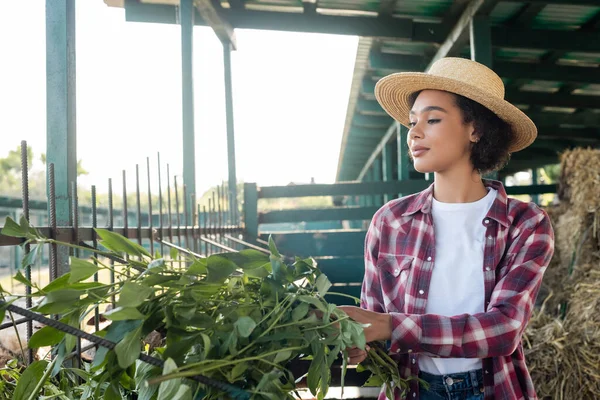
0, 0, 599, 398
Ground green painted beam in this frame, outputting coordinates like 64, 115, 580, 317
243, 182, 258, 237
382, 141, 395, 203
258, 179, 431, 198
259, 206, 380, 224
194, 0, 237, 49
180, 0, 197, 220
349, 127, 387, 139
366, 58, 600, 85
357, 123, 397, 181
368, 52, 426, 71
529, 111, 600, 127
470, 15, 493, 67
313, 256, 365, 283
397, 125, 410, 181
46, 0, 76, 277
352, 114, 393, 128
262, 230, 367, 257
123, 0, 600, 53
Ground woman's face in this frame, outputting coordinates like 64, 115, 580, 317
407, 90, 477, 174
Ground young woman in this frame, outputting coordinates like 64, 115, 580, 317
339, 57, 555, 400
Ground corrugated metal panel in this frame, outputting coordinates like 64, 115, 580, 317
495, 48, 546, 63
489, 1, 523, 24
318, 0, 377, 12
574, 84, 600, 96
520, 81, 562, 93
394, 0, 453, 18
380, 40, 436, 56
533, 5, 600, 30
558, 52, 600, 67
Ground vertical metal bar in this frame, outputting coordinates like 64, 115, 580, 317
135, 165, 142, 247
48, 164, 58, 283
146, 157, 154, 256
122, 170, 128, 238
397, 124, 410, 197
373, 156, 383, 206
180, 0, 196, 220
20, 141, 33, 365
46, 0, 76, 279
183, 184, 190, 250
167, 164, 173, 244
157, 153, 164, 256
191, 193, 197, 253
71, 181, 81, 372
203, 205, 209, 255
243, 183, 258, 239
197, 203, 202, 254
174, 176, 182, 248
108, 178, 116, 307
382, 141, 394, 203
218, 185, 223, 241
91, 186, 99, 332
208, 197, 213, 253
531, 168, 539, 204
223, 42, 238, 225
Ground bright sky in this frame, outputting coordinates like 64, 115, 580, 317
0, 1, 358, 197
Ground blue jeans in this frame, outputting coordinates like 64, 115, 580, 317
418, 369, 485, 400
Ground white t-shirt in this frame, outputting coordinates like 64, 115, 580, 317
418, 188, 497, 375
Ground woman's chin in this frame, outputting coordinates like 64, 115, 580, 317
412, 162, 435, 174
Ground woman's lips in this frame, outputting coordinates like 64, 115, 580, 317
411, 147, 429, 157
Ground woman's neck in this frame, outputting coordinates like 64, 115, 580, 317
433, 165, 488, 204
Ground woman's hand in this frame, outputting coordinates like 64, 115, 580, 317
337, 306, 392, 343
346, 344, 370, 365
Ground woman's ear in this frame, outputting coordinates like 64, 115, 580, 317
469, 126, 480, 144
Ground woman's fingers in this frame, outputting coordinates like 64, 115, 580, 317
345, 345, 370, 365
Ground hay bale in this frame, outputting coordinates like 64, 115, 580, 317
525, 148, 600, 399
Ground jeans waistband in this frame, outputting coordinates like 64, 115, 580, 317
418, 368, 484, 396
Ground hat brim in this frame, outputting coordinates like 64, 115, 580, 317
374, 72, 537, 153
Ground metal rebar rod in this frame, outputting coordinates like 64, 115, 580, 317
48, 164, 58, 283
108, 178, 116, 307
197, 203, 202, 255
223, 234, 270, 254
191, 193, 197, 254
136, 164, 142, 247
203, 205, 208, 255
123, 170, 130, 277
166, 164, 173, 245
146, 158, 154, 256
20, 141, 33, 364
183, 184, 189, 251
174, 176, 182, 248
91, 185, 100, 333
72, 180, 82, 371
208, 198, 213, 254
218, 185, 223, 246
157, 153, 164, 257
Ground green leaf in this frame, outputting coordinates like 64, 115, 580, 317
14, 271, 34, 288
200, 333, 211, 360
234, 316, 257, 338
114, 325, 142, 369
68, 258, 99, 283
117, 282, 154, 308
95, 228, 151, 258
157, 358, 181, 400
230, 362, 248, 381
186, 259, 207, 275
40, 274, 70, 292
274, 349, 292, 363
1, 216, 26, 238
268, 235, 281, 258
292, 302, 309, 322
171, 385, 192, 400
103, 306, 146, 321
21, 245, 42, 269
219, 250, 270, 270
93, 320, 142, 368
64, 312, 80, 354
135, 360, 160, 400
307, 346, 323, 396
36, 289, 81, 314
29, 326, 65, 348
315, 274, 332, 297
206, 256, 237, 283
170, 247, 179, 260
12, 360, 48, 400
297, 295, 327, 312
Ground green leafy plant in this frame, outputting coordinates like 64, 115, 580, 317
0, 216, 414, 399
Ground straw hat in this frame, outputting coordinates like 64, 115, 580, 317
374, 57, 537, 153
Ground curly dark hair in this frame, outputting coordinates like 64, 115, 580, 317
408, 90, 514, 175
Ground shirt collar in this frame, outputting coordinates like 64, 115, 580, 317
402, 179, 510, 228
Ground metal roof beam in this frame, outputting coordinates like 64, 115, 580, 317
352, 114, 393, 128
529, 111, 600, 127
193, 0, 237, 49
357, 124, 398, 181
365, 58, 600, 85
358, 88, 600, 110
426, 0, 495, 70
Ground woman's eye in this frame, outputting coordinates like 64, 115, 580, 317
428, 119, 441, 124
408, 121, 416, 127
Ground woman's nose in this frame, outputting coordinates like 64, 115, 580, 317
408, 125, 422, 140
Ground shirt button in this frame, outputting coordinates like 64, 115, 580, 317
413, 393, 416, 398
487, 235, 493, 240
419, 289, 425, 295
484, 219, 490, 224
412, 358, 416, 364
394, 268, 400, 275
427, 256, 432, 261
485, 267, 491, 271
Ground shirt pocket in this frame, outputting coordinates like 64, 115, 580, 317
376, 253, 414, 312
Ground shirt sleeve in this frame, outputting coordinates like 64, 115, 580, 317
388, 209, 555, 358
360, 213, 385, 313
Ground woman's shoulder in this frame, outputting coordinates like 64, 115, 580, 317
371, 191, 426, 225
505, 196, 553, 233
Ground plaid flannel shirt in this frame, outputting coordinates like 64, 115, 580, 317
360, 180, 555, 400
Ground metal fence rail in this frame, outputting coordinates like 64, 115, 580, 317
0, 139, 255, 367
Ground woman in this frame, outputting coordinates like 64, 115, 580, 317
339, 57, 555, 400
